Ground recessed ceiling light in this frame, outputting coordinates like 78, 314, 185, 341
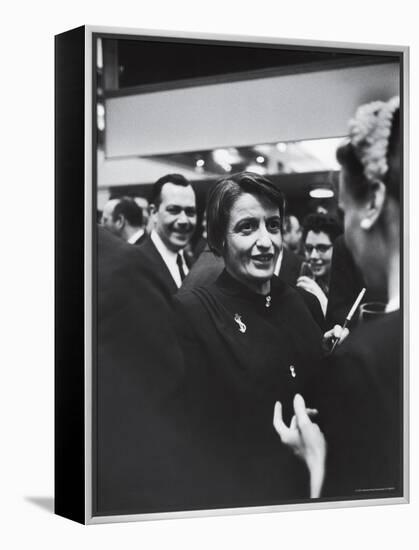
309, 188, 334, 199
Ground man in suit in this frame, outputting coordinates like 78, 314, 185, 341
101, 196, 147, 245
96, 227, 196, 514
137, 173, 197, 300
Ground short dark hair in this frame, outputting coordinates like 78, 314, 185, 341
112, 197, 143, 227
301, 213, 342, 245
151, 173, 191, 207
336, 105, 400, 203
206, 171, 285, 256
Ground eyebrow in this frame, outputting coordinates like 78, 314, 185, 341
166, 204, 196, 209
233, 214, 281, 226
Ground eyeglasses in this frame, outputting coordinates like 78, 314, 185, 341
304, 244, 333, 254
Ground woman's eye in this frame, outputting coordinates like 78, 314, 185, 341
238, 222, 254, 234
267, 219, 281, 232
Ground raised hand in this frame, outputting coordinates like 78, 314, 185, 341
273, 394, 326, 498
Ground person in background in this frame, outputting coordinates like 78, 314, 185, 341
137, 173, 197, 301
101, 196, 146, 245
275, 96, 402, 499
282, 214, 302, 255
96, 227, 191, 513
134, 196, 153, 234
325, 234, 387, 330
297, 213, 342, 316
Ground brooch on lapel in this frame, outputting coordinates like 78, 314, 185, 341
289, 365, 296, 378
234, 313, 247, 333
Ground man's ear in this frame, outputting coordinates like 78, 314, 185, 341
149, 203, 157, 215
361, 181, 387, 231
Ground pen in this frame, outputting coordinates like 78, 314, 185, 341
329, 287, 366, 354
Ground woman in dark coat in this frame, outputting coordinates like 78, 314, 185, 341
174, 172, 324, 508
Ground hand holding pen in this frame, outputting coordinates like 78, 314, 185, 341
325, 287, 366, 354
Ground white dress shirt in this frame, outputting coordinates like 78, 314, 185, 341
150, 231, 189, 288
127, 228, 145, 244
274, 249, 283, 277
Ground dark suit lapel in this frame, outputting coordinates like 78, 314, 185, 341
139, 238, 178, 296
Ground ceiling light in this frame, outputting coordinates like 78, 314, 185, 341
309, 187, 334, 199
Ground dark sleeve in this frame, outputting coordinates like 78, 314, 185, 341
279, 248, 303, 286
180, 247, 224, 294
172, 292, 213, 412
296, 286, 326, 331
319, 350, 375, 497
96, 229, 192, 513
318, 322, 402, 498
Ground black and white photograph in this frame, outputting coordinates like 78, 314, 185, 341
86, 29, 406, 519
4, 1, 419, 548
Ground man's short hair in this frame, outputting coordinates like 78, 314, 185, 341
301, 213, 342, 244
151, 174, 191, 207
112, 197, 143, 227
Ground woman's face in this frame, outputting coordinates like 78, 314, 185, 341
304, 230, 333, 280
223, 192, 282, 293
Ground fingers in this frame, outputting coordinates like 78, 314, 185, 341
332, 324, 344, 339
293, 394, 311, 425
340, 327, 349, 343
296, 278, 313, 290
323, 327, 334, 340
273, 401, 287, 437
297, 276, 312, 284
323, 324, 350, 352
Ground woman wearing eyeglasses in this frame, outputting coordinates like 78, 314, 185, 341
297, 213, 342, 316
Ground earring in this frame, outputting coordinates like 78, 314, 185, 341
360, 218, 372, 230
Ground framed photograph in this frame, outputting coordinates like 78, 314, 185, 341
55, 25, 409, 524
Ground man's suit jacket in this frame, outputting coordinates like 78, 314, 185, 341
133, 231, 147, 246
96, 227, 196, 514
136, 237, 178, 302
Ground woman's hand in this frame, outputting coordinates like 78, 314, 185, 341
297, 276, 328, 316
273, 394, 326, 498
323, 324, 350, 352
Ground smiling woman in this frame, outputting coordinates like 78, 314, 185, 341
297, 213, 342, 315
173, 172, 324, 508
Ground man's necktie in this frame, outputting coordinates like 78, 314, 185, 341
176, 253, 186, 281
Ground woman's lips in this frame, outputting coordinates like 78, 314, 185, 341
251, 254, 274, 263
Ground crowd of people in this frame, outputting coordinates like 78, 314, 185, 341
96, 96, 402, 513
